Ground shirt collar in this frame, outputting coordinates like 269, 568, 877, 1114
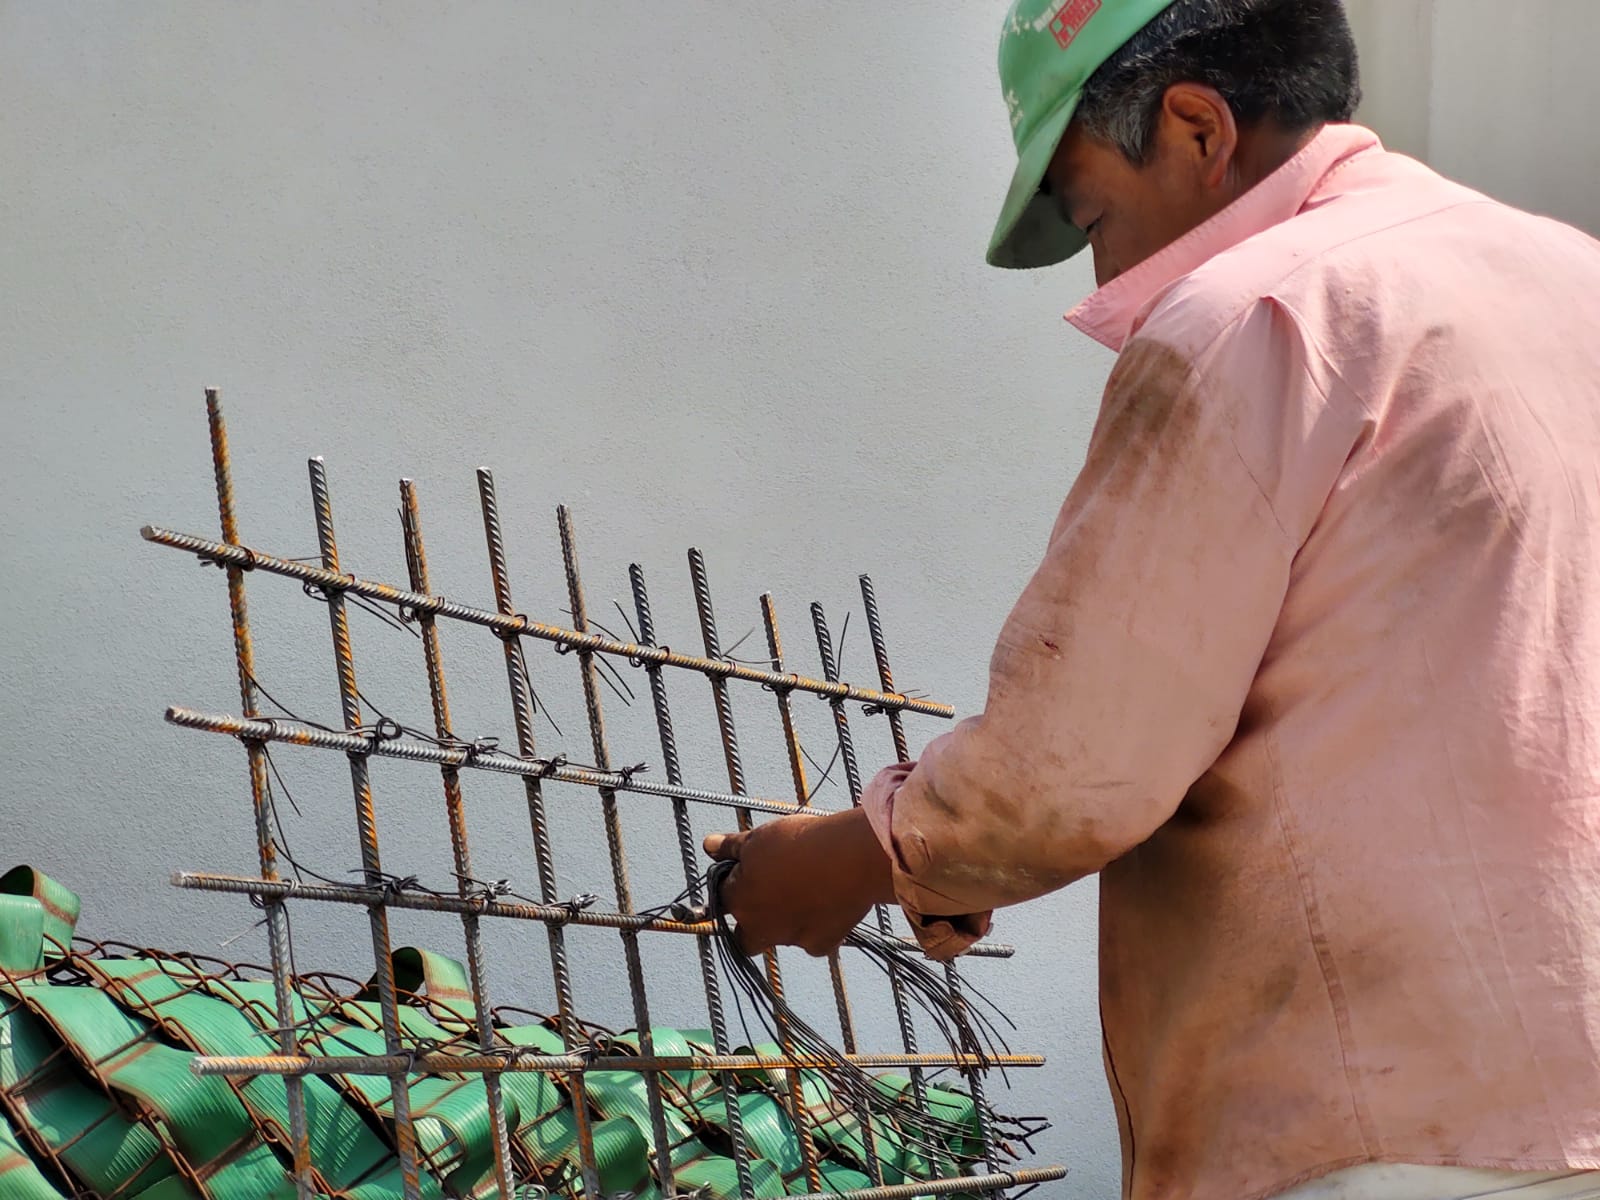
1064, 124, 1383, 352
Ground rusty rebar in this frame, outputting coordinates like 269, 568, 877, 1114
477, 468, 602, 1198
166, 871, 1016, 957
785, 1166, 1068, 1200
630, 563, 756, 1195
859, 573, 1002, 1183
759, 593, 885, 1185
687, 548, 823, 1194
189, 1050, 1043, 1077
151, 407, 1063, 1198
164, 705, 812, 819
306, 456, 422, 1200
813, 597, 933, 1173
202, 389, 314, 1199
556, 505, 678, 1194
141, 523, 954, 717
397, 479, 515, 1198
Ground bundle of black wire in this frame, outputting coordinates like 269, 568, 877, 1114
698, 859, 1019, 1167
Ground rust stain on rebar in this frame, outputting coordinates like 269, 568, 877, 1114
140, 524, 954, 718
477, 469, 603, 1198
203, 389, 314, 1198
859, 573, 1003, 1182
763, 593, 884, 1183
397, 478, 516, 1200
558, 504, 679, 1195
689, 548, 824, 1194
147, 404, 1060, 1198
306, 456, 422, 1200
630, 562, 758, 1195
190, 1050, 1045, 1076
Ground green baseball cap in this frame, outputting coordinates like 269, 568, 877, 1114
987, 0, 1179, 269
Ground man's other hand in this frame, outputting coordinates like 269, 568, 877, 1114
703, 807, 896, 957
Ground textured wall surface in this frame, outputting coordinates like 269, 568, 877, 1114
1350, 0, 1600, 234
0, 2, 1116, 1192
4, 3, 1592, 1195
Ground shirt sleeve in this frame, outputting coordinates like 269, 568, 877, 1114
864, 303, 1361, 956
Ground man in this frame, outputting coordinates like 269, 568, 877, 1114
704, 2, 1600, 1198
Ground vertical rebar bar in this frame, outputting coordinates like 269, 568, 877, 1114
687, 548, 824, 1194
761, 593, 886, 1187
758, 595, 857, 1047
203, 389, 314, 1200
811, 602, 926, 1096
398, 479, 516, 1199
555, 506, 678, 1196
858, 575, 1001, 1183
476, 469, 602, 1199
628, 563, 757, 1197
306, 456, 422, 1200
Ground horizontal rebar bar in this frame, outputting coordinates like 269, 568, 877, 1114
168, 872, 1016, 959
190, 1050, 1045, 1077
785, 1167, 1068, 1200
166, 705, 809, 818
142, 526, 954, 718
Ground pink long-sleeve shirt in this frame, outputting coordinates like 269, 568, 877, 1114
864, 125, 1600, 1200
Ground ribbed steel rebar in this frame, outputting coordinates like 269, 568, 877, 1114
150, 408, 1063, 1199
784, 1166, 1067, 1200
167, 871, 1016, 958
759, 594, 884, 1185
687, 547, 823, 1194
189, 1050, 1043, 1077
141, 524, 953, 717
811, 599, 929, 1120
859, 574, 1002, 1186
201, 389, 314, 1199
477, 469, 602, 1197
397, 479, 515, 1198
306, 456, 422, 1200
556, 506, 678, 1195
631, 563, 756, 1196
164, 705, 811, 819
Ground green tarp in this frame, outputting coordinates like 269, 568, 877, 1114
0, 867, 987, 1198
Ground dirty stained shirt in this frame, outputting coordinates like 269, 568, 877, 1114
862, 125, 1600, 1200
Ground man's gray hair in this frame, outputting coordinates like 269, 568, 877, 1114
1076, 0, 1361, 163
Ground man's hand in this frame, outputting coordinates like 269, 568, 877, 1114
703, 807, 896, 957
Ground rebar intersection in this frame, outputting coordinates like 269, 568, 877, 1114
136, 391, 1067, 1200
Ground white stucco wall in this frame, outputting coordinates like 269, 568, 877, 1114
1350, 0, 1600, 235
2, 4, 1590, 1196
1, 2, 1118, 1193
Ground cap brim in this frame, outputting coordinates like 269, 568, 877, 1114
985, 94, 1086, 270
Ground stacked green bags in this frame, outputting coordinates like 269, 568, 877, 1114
0, 868, 988, 1198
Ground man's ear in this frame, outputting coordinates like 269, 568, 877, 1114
1156, 82, 1239, 189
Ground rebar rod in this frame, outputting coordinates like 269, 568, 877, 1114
811, 599, 929, 1128
202, 390, 314, 1199
189, 1051, 1043, 1077
784, 1166, 1067, 1200
305, 456, 422, 1200
141, 524, 954, 717
686, 548, 823, 1194
147, 406, 1063, 1199
859, 573, 1002, 1184
167, 872, 1017, 958
164, 706, 811, 819
758, 594, 884, 1186
556, 506, 678, 1195
397, 479, 515, 1198
631, 563, 755, 1197
477, 468, 602, 1198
